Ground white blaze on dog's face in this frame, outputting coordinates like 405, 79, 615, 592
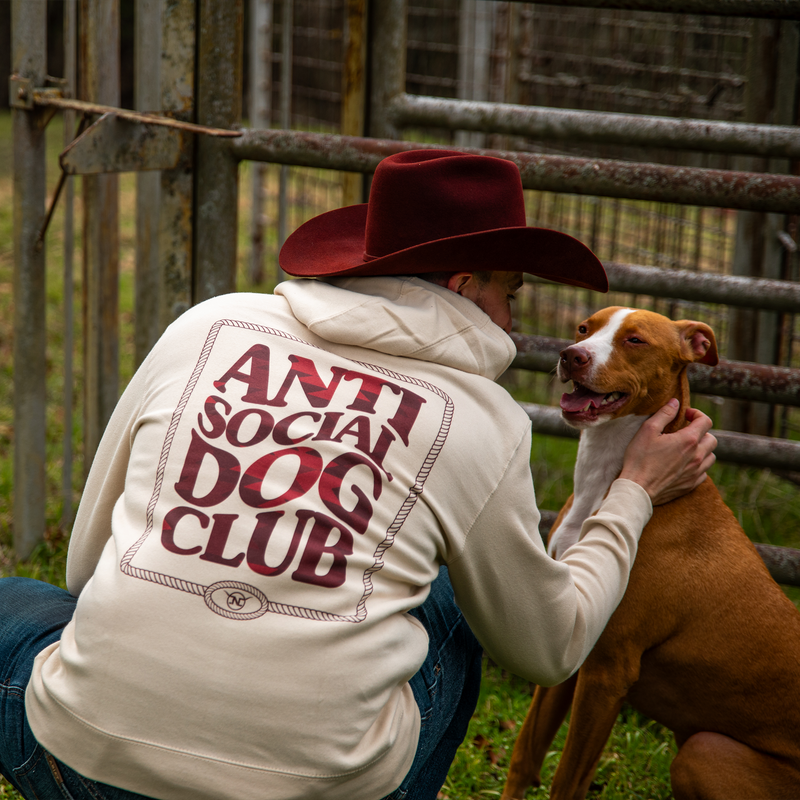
556, 306, 719, 429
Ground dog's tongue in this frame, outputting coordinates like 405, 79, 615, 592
560, 385, 606, 413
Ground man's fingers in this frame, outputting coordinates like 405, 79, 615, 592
648, 398, 680, 433
684, 409, 714, 441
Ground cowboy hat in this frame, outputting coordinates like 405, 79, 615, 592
279, 149, 608, 292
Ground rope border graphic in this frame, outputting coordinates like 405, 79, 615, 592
120, 319, 453, 623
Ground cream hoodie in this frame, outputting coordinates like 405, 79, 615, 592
26, 277, 651, 800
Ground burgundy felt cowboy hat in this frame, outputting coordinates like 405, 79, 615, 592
279, 149, 608, 292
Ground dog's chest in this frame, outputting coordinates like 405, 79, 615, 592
548, 415, 647, 559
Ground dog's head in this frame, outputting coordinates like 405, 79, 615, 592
557, 306, 718, 429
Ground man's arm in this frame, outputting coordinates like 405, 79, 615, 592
447, 430, 652, 687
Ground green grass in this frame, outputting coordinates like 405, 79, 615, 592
2, 107, 800, 799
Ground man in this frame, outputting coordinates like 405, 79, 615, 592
0, 150, 715, 800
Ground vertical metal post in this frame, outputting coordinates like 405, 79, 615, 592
341, 0, 367, 207
368, 0, 406, 142
11, 0, 47, 558
135, 0, 163, 366
80, 0, 121, 471
456, 0, 492, 149
159, 0, 195, 329
62, 0, 77, 531
724, 19, 785, 435
249, 0, 272, 286
194, 0, 244, 303
755, 20, 799, 428
277, 0, 293, 260
505, 2, 521, 108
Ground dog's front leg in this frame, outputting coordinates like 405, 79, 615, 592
549, 662, 635, 800
501, 673, 578, 800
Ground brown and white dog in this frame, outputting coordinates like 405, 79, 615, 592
502, 307, 800, 800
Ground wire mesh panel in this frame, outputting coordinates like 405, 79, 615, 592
398, 2, 798, 438
244, 0, 345, 290
243, 0, 798, 436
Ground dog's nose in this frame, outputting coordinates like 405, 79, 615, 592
559, 345, 591, 376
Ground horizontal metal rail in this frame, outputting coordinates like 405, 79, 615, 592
510, 334, 800, 406
536, 510, 800, 586
508, 0, 800, 19
520, 402, 800, 471
230, 129, 800, 213
752, 544, 800, 586
390, 93, 800, 159
601, 262, 800, 313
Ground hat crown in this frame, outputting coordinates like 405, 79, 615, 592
364, 150, 527, 260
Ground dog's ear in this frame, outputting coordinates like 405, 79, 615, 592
675, 320, 719, 366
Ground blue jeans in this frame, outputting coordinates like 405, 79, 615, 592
0, 569, 480, 800
381, 566, 483, 800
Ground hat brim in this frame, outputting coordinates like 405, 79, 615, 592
280, 204, 608, 292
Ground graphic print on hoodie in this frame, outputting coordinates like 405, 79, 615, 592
121, 318, 453, 623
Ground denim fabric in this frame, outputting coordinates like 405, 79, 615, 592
0, 569, 480, 800
380, 566, 483, 800
0, 578, 152, 800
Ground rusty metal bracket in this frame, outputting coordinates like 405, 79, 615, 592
10, 75, 68, 112
9, 75, 34, 109
31, 96, 240, 250
60, 112, 184, 175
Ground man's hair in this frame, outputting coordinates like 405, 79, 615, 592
408, 270, 493, 288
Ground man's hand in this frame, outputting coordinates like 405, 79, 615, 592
618, 399, 717, 506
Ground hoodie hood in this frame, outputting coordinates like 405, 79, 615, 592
275, 276, 517, 381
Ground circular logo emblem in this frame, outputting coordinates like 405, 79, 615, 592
204, 581, 269, 620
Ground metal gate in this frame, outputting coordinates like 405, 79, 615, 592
9, 0, 800, 587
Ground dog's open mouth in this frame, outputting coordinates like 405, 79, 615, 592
560, 383, 629, 422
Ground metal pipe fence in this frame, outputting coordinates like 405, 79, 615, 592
232, 128, 800, 212
511, 333, 800, 407
503, 0, 800, 18
8, 0, 800, 564
390, 93, 800, 158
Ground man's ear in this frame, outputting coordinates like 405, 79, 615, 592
675, 320, 719, 366
446, 272, 476, 296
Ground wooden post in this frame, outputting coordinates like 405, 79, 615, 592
135, 0, 163, 365
277, 0, 293, 266
194, 0, 244, 303
249, 0, 272, 286
80, 0, 121, 470
341, 0, 368, 207
456, 0, 494, 149
159, 0, 196, 329
368, 0, 407, 142
62, 0, 77, 530
11, 0, 47, 558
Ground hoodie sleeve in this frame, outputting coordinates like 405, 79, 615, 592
446, 430, 652, 686
65, 353, 151, 596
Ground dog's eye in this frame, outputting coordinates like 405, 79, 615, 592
627, 336, 646, 344
578, 325, 588, 334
